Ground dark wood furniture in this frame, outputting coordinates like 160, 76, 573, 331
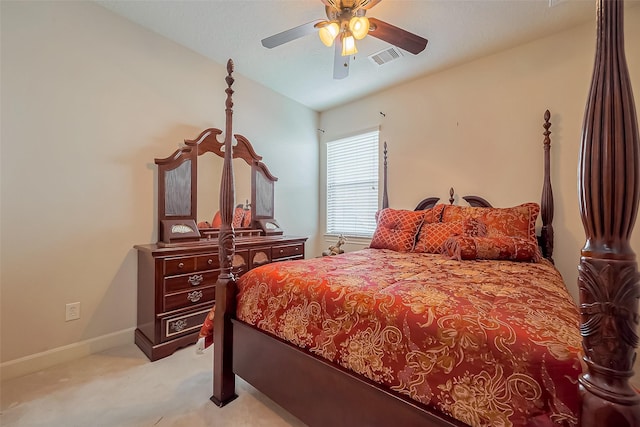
154, 122, 280, 244
211, 0, 639, 423
134, 70, 307, 360
134, 236, 306, 361
576, 1, 640, 425
211, 68, 558, 425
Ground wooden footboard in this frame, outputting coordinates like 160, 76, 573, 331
232, 320, 465, 427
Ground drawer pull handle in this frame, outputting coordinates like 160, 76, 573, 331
178, 262, 184, 269
279, 249, 284, 254
208, 259, 213, 265
170, 319, 188, 332
188, 274, 204, 286
187, 290, 203, 303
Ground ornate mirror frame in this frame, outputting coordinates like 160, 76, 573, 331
155, 128, 278, 245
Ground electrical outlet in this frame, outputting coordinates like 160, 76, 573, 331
65, 302, 80, 321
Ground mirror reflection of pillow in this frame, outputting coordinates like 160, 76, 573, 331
210, 208, 245, 228
211, 211, 222, 228
211, 209, 245, 228
232, 207, 245, 228
241, 210, 252, 228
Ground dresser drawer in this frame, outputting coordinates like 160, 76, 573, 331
232, 250, 249, 277
164, 286, 215, 312
196, 254, 219, 270
250, 247, 272, 269
164, 270, 219, 294
163, 253, 218, 276
135, 237, 307, 361
161, 307, 211, 342
163, 256, 197, 276
272, 243, 304, 260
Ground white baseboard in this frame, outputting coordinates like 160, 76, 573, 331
0, 327, 135, 381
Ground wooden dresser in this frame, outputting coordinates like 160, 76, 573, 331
134, 235, 307, 361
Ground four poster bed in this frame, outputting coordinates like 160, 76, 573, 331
203, 1, 639, 426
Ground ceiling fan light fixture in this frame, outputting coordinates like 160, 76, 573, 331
349, 16, 369, 40
341, 33, 358, 56
318, 22, 340, 47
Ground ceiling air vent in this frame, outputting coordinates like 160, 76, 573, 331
368, 47, 403, 66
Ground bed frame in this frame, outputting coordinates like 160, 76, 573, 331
210, 1, 639, 425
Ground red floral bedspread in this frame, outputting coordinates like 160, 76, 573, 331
204, 249, 583, 427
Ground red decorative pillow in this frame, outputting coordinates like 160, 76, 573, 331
232, 207, 245, 228
241, 210, 252, 228
413, 218, 486, 253
211, 211, 222, 228
441, 203, 539, 243
442, 235, 541, 262
370, 209, 425, 252
422, 204, 446, 224
210, 208, 246, 228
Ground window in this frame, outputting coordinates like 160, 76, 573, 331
326, 130, 379, 238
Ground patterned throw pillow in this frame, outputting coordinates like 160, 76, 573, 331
211, 211, 222, 228
413, 218, 486, 253
423, 204, 446, 223
241, 210, 252, 228
370, 209, 426, 252
232, 207, 245, 228
441, 203, 540, 243
210, 208, 246, 228
442, 235, 541, 262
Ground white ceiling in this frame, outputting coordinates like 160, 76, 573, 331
96, 0, 615, 112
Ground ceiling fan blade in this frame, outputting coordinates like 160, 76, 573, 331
360, 0, 382, 10
333, 42, 350, 79
320, 0, 341, 11
261, 20, 324, 49
367, 17, 427, 55
323, 0, 377, 10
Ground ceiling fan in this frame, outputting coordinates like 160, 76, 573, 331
261, 0, 428, 80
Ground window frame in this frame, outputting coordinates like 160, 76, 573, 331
325, 129, 380, 239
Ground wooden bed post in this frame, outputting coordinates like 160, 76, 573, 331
578, 0, 640, 425
211, 59, 238, 407
382, 141, 389, 209
540, 110, 554, 262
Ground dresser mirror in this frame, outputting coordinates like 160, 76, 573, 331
196, 154, 251, 225
155, 128, 279, 246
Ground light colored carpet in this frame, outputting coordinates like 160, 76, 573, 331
2, 342, 639, 427
0, 343, 305, 427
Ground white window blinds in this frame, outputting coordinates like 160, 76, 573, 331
326, 130, 379, 237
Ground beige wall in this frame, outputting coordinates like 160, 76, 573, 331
318, 6, 640, 303
0, 1, 319, 366
3, 0, 639, 376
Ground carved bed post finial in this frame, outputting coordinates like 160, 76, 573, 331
212, 58, 238, 407
577, 1, 640, 426
219, 58, 236, 281
382, 141, 389, 209
449, 188, 455, 205
540, 110, 554, 262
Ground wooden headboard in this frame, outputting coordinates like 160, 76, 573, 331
381, 110, 556, 262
